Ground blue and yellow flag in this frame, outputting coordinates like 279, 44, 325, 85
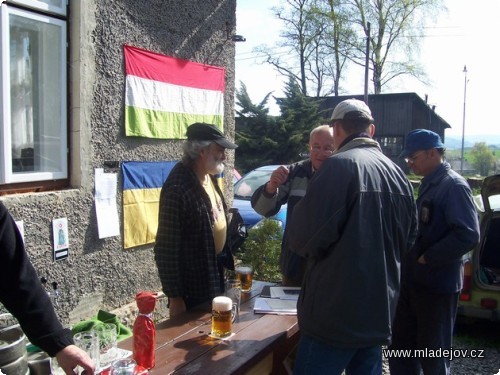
122, 161, 176, 249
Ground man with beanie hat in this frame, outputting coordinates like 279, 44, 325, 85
389, 129, 479, 375
154, 123, 237, 317
288, 99, 418, 374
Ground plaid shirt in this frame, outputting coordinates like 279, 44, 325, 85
154, 162, 226, 304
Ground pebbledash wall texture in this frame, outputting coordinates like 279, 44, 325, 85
0, 0, 237, 325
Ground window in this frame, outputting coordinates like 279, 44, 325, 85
0, 1, 67, 187
9, 0, 66, 16
375, 136, 404, 157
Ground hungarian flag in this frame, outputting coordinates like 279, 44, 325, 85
124, 45, 225, 139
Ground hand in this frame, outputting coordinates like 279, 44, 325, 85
55, 345, 95, 375
265, 166, 289, 194
169, 297, 186, 317
417, 255, 426, 264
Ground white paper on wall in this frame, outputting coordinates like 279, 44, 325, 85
95, 168, 120, 239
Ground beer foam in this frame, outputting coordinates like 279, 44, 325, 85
237, 266, 252, 274
212, 296, 232, 310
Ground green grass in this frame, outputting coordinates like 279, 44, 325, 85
446, 148, 500, 170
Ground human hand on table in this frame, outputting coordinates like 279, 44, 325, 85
55, 344, 95, 375
169, 297, 187, 317
265, 166, 289, 194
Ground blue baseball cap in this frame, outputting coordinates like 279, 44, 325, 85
399, 129, 445, 158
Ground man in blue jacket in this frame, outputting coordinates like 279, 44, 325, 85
389, 129, 479, 375
289, 99, 417, 375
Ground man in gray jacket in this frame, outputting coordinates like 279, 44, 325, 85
289, 99, 418, 375
251, 125, 334, 286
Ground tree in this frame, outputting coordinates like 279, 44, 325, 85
234, 78, 323, 171
310, 0, 357, 95
236, 219, 283, 282
234, 82, 281, 173
346, 0, 444, 94
254, 0, 352, 96
256, 0, 444, 95
470, 142, 496, 177
274, 76, 323, 163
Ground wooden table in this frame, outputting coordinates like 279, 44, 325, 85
119, 281, 299, 374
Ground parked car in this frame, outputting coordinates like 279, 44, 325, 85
232, 165, 287, 230
232, 169, 242, 184
458, 174, 500, 320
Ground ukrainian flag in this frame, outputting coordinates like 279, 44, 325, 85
122, 161, 176, 249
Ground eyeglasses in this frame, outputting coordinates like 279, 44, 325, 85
311, 145, 335, 155
404, 150, 427, 164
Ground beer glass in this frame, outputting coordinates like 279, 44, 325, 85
92, 323, 117, 367
110, 358, 136, 374
225, 278, 241, 318
73, 330, 100, 371
235, 264, 253, 292
211, 296, 236, 338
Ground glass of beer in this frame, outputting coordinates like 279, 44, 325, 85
225, 278, 241, 318
211, 296, 236, 338
236, 264, 253, 292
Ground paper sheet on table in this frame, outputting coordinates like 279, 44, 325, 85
254, 297, 297, 315
270, 287, 301, 300
95, 168, 120, 238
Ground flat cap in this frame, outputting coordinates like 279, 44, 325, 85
186, 123, 237, 149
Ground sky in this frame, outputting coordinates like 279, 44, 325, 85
235, 0, 500, 139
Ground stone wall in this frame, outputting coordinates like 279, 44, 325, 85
0, 0, 237, 328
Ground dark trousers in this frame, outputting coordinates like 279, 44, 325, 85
293, 334, 382, 375
388, 286, 459, 375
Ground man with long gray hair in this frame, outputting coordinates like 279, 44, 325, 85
154, 122, 237, 317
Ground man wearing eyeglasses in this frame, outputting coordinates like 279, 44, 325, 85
251, 124, 334, 286
389, 129, 480, 375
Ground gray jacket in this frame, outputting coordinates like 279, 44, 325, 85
289, 137, 418, 348
251, 159, 313, 283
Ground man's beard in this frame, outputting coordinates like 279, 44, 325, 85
206, 155, 225, 175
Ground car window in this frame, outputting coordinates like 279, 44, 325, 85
234, 169, 275, 199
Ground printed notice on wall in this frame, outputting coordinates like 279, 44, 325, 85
95, 168, 120, 239
52, 217, 69, 261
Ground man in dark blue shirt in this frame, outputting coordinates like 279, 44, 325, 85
389, 129, 480, 375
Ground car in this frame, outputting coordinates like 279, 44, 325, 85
232, 169, 242, 184
458, 174, 500, 320
232, 165, 287, 230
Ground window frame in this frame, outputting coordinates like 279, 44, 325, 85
375, 135, 404, 157
0, 3, 68, 186
8, 0, 67, 17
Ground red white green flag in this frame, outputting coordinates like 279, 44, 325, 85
124, 45, 225, 139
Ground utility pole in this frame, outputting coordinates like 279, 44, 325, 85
460, 65, 468, 174
364, 22, 370, 104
